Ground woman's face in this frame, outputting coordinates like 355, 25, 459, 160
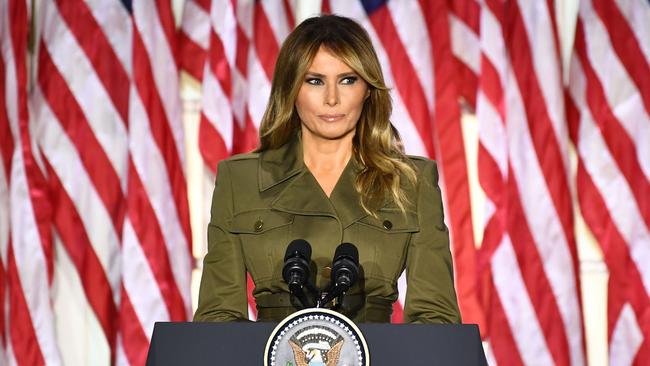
295, 47, 368, 143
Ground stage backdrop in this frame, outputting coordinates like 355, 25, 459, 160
1, 0, 648, 366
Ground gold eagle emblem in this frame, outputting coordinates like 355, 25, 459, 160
289, 338, 344, 366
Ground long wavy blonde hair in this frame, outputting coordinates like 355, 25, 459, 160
257, 15, 417, 215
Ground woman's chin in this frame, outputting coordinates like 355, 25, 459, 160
303, 127, 356, 143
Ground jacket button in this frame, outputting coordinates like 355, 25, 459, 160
382, 220, 393, 230
254, 219, 263, 232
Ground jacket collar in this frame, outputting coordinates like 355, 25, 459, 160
259, 133, 369, 228
258, 134, 304, 192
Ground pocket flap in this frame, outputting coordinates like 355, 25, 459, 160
229, 209, 293, 234
358, 208, 419, 233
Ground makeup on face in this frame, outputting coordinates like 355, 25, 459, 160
295, 47, 368, 143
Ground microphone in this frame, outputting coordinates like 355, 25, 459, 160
320, 243, 359, 308
331, 243, 359, 293
282, 239, 313, 308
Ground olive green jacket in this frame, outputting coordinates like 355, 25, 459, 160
194, 136, 460, 323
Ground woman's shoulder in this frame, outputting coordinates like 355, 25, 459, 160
215, 152, 261, 181
218, 152, 261, 168
223, 151, 261, 162
402, 155, 441, 193
405, 155, 439, 173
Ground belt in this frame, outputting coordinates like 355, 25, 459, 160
255, 293, 392, 323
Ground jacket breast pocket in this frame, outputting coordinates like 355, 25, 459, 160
353, 209, 419, 282
229, 209, 294, 283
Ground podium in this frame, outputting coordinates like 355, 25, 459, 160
146, 322, 487, 365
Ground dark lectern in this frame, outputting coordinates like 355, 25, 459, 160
146, 322, 487, 365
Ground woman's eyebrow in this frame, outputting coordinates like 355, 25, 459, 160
304, 71, 358, 77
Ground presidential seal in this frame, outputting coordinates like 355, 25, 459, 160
264, 308, 369, 366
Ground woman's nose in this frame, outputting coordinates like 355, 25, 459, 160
325, 83, 339, 106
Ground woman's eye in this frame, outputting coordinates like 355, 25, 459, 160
340, 76, 358, 85
306, 78, 323, 85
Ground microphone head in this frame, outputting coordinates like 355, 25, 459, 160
334, 242, 358, 263
283, 239, 312, 286
332, 243, 359, 290
284, 239, 312, 262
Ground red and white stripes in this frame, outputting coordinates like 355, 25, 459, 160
120, 0, 193, 364
448, 0, 481, 108
0, 2, 14, 362
34, 0, 129, 363
180, 0, 295, 173
567, 0, 650, 364
477, 1, 584, 365
2, 0, 62, 365
180, 0, 211, 81
179, 0, 296, 320
0, 0, 194, 364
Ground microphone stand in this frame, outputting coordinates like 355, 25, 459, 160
317, 279, 350, 309
289, 275, 320, 309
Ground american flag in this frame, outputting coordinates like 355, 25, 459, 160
2, 0, 649, 365
2, 0, 61, 365
180, 0, 296, 172
475, 0, 585, 365
567, 0, 650, 363
2, 0, 192, 364
179, 0, 297, 319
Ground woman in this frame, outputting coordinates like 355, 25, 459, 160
194, 15, 460, 324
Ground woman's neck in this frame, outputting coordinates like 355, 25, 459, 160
302, 133, 353, 173
301, 132, 354, 197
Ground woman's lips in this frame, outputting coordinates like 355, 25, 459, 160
318, 114, 345, 122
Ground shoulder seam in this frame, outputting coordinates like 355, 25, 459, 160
406, 154, 427, 161
227, 152, 260, 161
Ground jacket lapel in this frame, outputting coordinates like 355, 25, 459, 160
258, 135, 304, 192
260, 135, 336, 217
328, 159, 369, 229
271, 171, 337, 216
259, 133, 369, 226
